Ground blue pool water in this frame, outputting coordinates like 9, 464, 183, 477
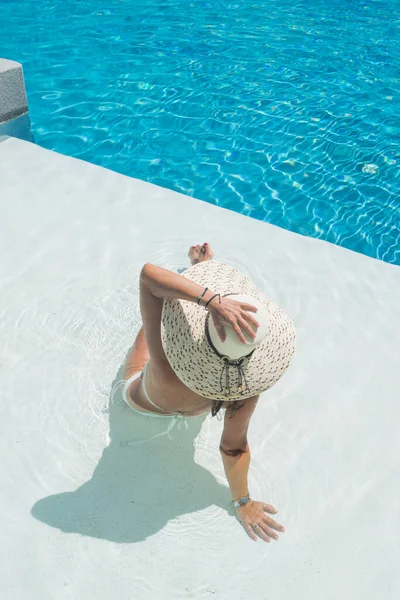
1, 0, 399, 264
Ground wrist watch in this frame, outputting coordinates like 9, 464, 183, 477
231, 494, 250, 508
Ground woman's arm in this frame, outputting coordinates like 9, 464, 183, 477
140, 263, 259, 343
220, 395, 285, 543
219, 395, 259, 501
140, 262, 219, 310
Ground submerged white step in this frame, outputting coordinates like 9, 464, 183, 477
0, 137, 398, 600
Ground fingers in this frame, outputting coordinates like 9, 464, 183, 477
232, 321, 247, 344
244, 523, 259, 542
224, 316, 255, 344
244, 520, 282, 543
263, 516, 285, 533
241, 310, 260, 330
241, 302, 258, 313
215, 322, 226, 342
257, 525, 272, 543
262, 503, 278, 514
238, 317, 257, 340
247, 523, 271, 543
211, 299, 259, 344
261, 504, 285, 532
262, 520, 281, 540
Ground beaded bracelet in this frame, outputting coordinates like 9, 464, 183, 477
231, 494, 251, 508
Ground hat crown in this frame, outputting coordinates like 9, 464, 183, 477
207, 294, 269, 360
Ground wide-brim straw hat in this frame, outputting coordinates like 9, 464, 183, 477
161, 261, 296, 402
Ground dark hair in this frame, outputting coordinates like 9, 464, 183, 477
211, 399, 245, 418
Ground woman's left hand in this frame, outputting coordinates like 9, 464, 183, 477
208, 296, 259, 343
235, 500, 285, 542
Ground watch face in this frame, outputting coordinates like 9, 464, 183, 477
242, 497, 249, 504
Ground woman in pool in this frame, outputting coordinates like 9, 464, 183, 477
121, 242, 295, 543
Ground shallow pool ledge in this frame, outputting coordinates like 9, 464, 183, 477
0, 58, 33, 141
0, 137, 399, 600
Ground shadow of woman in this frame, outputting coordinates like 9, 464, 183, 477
31, 366, 232, 543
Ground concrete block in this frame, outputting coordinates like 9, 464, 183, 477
0, 58, 29, 123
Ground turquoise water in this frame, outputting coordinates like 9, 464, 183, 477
1, 0, 399, 264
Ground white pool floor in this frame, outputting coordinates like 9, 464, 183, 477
0, 136, 399, 600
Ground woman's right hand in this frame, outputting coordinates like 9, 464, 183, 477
207, 296, 259, 343
236, 500, 285, 542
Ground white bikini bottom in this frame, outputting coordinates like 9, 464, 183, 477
111, 364, 209, 445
